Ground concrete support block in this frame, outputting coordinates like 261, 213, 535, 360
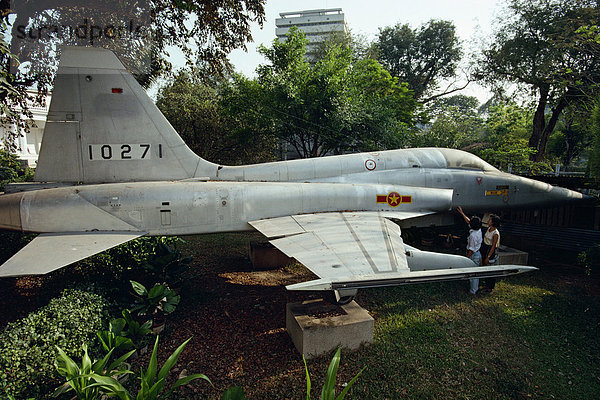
249, 241, 294, 270
286, 299, 374, 359
498, 245, 528, 265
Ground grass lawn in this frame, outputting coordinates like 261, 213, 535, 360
346, 277, 599, 399
153, 233, 600, 399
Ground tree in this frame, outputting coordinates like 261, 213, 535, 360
255, 28, 417, 158
546, 104, 592, 166
374, 20, 463, 102
0, 0, 266, 149
477, 102, 545, 172
0, 19, 37, 153
418, 95, 485, 149
476, 0, 600, 161
156, 71, 276, 165
0, 148, 33, 190
589, 101, 600, 178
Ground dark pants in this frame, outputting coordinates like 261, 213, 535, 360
480, 242, 497, 290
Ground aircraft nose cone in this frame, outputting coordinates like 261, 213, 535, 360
0, 192, 23, 231
548, 186, 585, 203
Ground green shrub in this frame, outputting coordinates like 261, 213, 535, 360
0, 231, 35, 265
0, 149, 34, 191
89, 336, 211, 400
69, 236, 182, 284
578, 244, 600, 276
0, 288, 110, 399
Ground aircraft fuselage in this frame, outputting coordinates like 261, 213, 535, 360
0, 181, 452, 234
0, 161, 581, 236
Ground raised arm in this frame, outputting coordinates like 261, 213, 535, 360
457, 206, 470, 225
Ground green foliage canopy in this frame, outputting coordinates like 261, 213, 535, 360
374, 20, 463, 102
476, 0, 600, 161
478, 103, 543, 172
1, 0, 266, 149
418, 95, 485, 149
156, 72, 276, 165
254, 28, 418, 158
589, 101, 600, 178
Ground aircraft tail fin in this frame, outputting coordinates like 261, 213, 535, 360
35, 47, 217, 183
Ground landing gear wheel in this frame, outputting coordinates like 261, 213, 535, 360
324, 289, 358, 305
335, 295, 355, 305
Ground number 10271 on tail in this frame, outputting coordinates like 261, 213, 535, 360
87, 144, 163, 160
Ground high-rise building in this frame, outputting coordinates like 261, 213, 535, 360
275, 8, 348, 60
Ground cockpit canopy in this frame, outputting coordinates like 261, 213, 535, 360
436, 148, 499, 172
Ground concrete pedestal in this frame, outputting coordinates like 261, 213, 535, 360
286, 299, 374, 359
497, 245, 528, 265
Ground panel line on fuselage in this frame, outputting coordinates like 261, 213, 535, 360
340, 212, 380, 274
379, 217, 399, 272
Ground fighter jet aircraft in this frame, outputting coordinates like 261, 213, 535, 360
0, 47, 583, 303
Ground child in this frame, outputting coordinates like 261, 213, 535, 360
457, 206, 482, 294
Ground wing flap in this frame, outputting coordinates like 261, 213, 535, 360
272, 232, 350, 280
0, 231, 146, 277
249, 216, 305, 238
248, 211, 435, 238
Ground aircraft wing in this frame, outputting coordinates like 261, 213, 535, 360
250, 212, 536, 291
0, 231, 146, 277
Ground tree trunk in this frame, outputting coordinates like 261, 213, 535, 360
529, 85, 549, 160
535, 97, 568, 162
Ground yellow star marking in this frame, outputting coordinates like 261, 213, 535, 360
388, 193, 400, 205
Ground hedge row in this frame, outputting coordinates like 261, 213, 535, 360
0, 288, 110, 399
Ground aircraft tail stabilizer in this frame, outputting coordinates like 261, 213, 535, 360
0, 231, 146, 277
35, 47, 217, 183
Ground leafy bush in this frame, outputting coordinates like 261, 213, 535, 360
71, 236, 182, 284
96, 309, 152, 355
0, 288, 110, 399
140, 237, 192, 287
0, 149, 34, 192
130, 281, 180, 319
304, 347, 363, 400
578, 244, 600, 276
96, 318, 135, 356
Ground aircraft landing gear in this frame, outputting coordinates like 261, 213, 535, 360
325, 289, 358, 305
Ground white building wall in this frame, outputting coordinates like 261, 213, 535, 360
0, 91, 51, 166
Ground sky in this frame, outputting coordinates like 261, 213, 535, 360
222, 0, 505, 103
229, 0, 501, 73
156, 0, 506, 102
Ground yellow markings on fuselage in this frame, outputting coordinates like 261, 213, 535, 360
485, 189, 509, 196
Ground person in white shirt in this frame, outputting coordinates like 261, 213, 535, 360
457, 206, 482, 294
481, 214, 501, 291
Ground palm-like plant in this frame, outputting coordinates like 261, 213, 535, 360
53, 344, 134, 399
89, 336, 211, 400
304, 347, 364, 400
